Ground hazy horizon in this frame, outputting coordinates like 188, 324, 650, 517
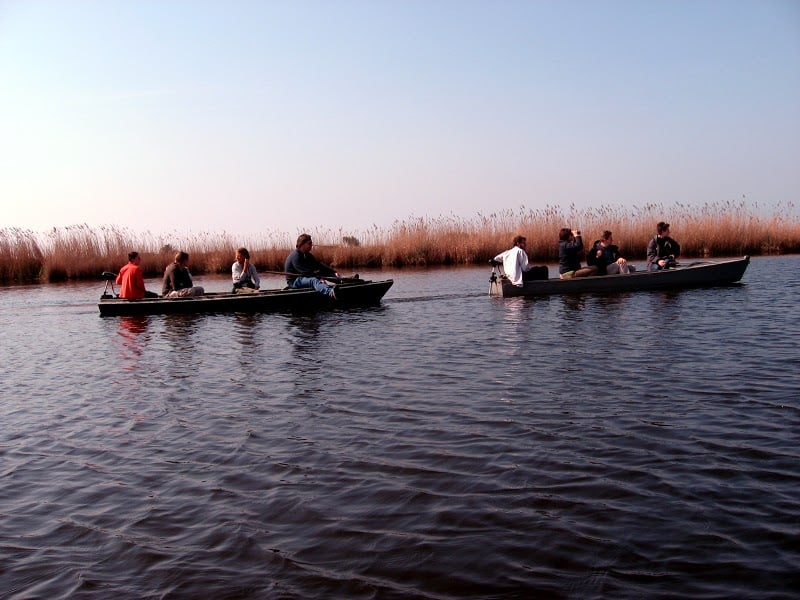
2, 1, 799, 237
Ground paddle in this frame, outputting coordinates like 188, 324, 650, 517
260, 270, 361, 283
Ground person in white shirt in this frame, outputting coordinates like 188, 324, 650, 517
493, 236, 536, 286
232, 247, 261, 292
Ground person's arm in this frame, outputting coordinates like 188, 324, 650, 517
232, 261, 249, 284
162, 265, 175, 295
517, 247, 531, 272
646, 238, 658, 264
285, 251, 304, 275
311, 254, 337, 277
249, 263, 260, 289
133, 269, 146, 297
586, 242, 599, 266
183, 268, 193, 288
566, 236, 583, 251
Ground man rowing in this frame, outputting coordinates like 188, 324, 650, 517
284, 233, 339, 299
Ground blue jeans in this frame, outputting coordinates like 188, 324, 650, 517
290, 276, 335, 296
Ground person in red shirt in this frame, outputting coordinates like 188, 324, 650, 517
116, 251, 157, 299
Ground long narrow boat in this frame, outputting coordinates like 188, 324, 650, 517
489, 256, 750, 297
98, 278, 393, 316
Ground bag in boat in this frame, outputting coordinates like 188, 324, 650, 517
523, 266, 549, 281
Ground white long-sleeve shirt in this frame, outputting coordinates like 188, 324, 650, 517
493, 246, 532, 286
232, 261, 261, 289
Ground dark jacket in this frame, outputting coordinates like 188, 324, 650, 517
161, 263, 194, 296
558, 236, 584, 274
284, 249, 336, 284
646, 235, 681, 269
587, 240, 622, 276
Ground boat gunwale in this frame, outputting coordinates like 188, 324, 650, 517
492, 256, 750, 298
98, 279, 394, 315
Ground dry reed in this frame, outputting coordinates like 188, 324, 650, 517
1, 201, 798, 284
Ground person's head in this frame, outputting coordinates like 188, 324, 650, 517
236, 247, 250, 262
128, 251, 140, 263
601, 230, 613, 243
296, 233, 313, 250
558, 228, 573, 241
657, 222, 670, 235
174, 251, 189, 265
512, 235, 527, 248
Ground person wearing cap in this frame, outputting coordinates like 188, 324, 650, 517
646, 222, 681, 270
284, 233, 339, 299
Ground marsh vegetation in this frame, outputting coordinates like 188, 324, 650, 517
2, 201, 797, 283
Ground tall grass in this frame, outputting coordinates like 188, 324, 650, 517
1, 201, 798, 284
0, 228, 44, 282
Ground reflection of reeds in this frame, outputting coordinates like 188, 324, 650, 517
1, 201, 798, 283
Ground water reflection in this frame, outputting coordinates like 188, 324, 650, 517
232, 312, 265, 348
162, 313, 202, 342
161, 314, 206, 374
558, 294, 587, 313
116, 315, 151, 371
286, 313, 326, 396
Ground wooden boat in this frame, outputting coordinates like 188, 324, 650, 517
489, 256, 750, 297
98, 276, 393, 316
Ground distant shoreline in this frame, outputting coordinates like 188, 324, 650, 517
2, 201, 799, 283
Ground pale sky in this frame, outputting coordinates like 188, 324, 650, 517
1, 0, 798, 238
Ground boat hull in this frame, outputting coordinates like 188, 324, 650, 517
99, 279, 394, 316
491, 257, 750, 297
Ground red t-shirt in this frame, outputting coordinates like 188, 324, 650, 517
116, 262, 146, 299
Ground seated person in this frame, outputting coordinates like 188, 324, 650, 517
232, 247, 260, 292
116, 251, 158, 299
647, 221, 681, 270
587, 231, 636, 275
284, 233, 338, 298
492, 235, 547, 286
558, 228, 598, 279
161, 251, 205, 297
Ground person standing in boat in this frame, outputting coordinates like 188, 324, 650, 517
161, 251, 205, 297
647, 222, 681, 270
231, 247, 260, 293
558, 228, 598, 279
493, 235, 545, 286
284, 233, 338, 299
116, 251, 158, 299
587, 231, 635, 275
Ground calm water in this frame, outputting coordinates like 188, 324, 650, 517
1, 257, 798, 599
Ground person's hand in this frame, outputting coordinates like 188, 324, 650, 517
617, 258, 627, 265
572, 230, 581, 236
658, 259, 667, 267
597, 249, 603, 257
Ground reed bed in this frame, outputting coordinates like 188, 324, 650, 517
1, 201, 798, 284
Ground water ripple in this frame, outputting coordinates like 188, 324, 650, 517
1, 261, 799, 598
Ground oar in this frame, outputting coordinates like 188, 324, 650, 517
260, 270, 361, 283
